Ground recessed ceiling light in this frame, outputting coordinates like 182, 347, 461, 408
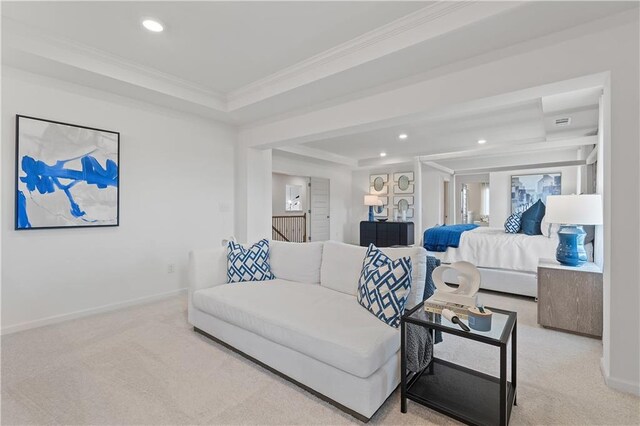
477, 139, 487, 144
380, 152, 387, 157
142, 19, 164, 33
398, 133, 408, 140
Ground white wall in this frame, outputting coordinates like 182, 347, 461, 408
1, 67, 236, 333
234, 145, 272, 244
421, 164, 452, 228
272, 150, 351, 243
489, 166, 581, 228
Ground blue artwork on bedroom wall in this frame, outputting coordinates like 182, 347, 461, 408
15, 115, 120, 230
511, 173, 561, 214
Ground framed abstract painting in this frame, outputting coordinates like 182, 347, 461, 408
15, 115, 120, 230
511, 172, 561, 214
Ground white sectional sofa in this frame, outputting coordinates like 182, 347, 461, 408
188, 240, 427, 421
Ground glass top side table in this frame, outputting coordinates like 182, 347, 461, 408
401, 301, 517, 426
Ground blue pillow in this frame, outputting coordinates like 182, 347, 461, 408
504, 212, 522, 233
357, 244, 412, 328
520, 199, 546, 235
227, 239, 275, 283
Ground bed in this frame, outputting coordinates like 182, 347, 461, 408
426, 227, 593, 298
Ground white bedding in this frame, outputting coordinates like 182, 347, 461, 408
429, 227, 591, 273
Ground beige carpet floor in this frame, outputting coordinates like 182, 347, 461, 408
2, 291, 639, 425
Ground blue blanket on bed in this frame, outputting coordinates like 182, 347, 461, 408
424, 224, 478, 252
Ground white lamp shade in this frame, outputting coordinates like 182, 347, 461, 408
364, 195, 382, 206
545, 194, 603, 225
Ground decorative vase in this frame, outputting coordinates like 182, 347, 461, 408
556, 225, 587, 266
401, 210, 407, 222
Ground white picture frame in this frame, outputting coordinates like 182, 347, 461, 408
394, 196, 414, 206
369, 173, 389, 184
370, 174, 388, 196
393, 172, 414, 182
370, 185, 388, 195
394, 184, 414, 194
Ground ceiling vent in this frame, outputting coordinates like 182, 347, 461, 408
554, 117, 571, 127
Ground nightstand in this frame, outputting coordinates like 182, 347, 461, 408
537, 259, 603, 338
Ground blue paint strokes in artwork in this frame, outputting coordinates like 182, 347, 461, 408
20, 153, 118, 219
17, 190, 32, 228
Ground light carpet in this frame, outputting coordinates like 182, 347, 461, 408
2, 291, 639, 425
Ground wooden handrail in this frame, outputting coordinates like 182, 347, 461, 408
272, 226, 289, 242
272, 214, 307, 242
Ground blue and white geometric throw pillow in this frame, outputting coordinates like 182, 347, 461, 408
227, 239, 275, 283
357, 244, 412, 328
504, 212, 522, 234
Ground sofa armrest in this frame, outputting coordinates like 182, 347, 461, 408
188, 247, 228, 293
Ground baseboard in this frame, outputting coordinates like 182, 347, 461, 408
1, 288, 187, 335
600, 357, 640, 396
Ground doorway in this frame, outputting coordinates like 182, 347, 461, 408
271, 174, 330, 242
271, 173, 309, 242
309, 177, 330, 241
443, 180, 450, 225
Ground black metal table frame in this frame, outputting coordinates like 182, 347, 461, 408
400, 301, 517, 426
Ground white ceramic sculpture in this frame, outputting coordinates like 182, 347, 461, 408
429, 261, 481, 307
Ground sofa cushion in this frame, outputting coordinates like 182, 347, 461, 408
320, 241, 367, 295
320, 241, 426, 309
358, 245, 412, 328
270, 240, 323, 284
227, 239, 275, 283
192, 279, 399, 379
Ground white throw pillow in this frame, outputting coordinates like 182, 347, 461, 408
540, 215, 560, 238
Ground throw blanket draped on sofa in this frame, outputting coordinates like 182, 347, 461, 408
424, 224, 478, 252
405, 255, 442, 373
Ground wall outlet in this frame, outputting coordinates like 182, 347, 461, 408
167, 263, 175, 274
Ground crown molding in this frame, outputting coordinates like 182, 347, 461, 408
226, 1, 523, 111
423, 161, 455, 175
356, 135, 594, 169
2, 18, 228, 113
416, 135, 597, 163
455, 159, 585, 175
276, 145, 358, 168
2, 1, 524, 120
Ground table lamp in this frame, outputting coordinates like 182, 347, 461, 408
545, 194, 603, 266
364, 195, 382, 222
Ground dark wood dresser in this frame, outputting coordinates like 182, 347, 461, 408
359, 221, 414, 247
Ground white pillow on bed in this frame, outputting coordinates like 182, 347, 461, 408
540, 216, 560, 238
